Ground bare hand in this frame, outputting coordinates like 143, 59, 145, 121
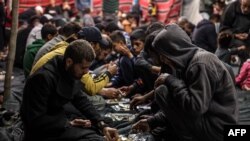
119, 85, 133, 97
235, 33, 248, 40
132, 119, 150, 133
151, 66, 161, 74
101, 88, 119, 99
140, 115, 153, 120
119, 86, 129, 92
120, 45, 133, 58
107, 62, 118, 76
154, 73, 169, 88
106, 82, 112, 87
103, 127, 119, 141
238, 45, 246, 51
130, 94, 146, 110
70, 119, 91, 127
240, 33, 248, 40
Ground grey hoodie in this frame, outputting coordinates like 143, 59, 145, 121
149, 24, 238, 141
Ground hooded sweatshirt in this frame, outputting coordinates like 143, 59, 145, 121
23, 39, 45, 78
149, 24, 238, 141
192, 19, 217, 53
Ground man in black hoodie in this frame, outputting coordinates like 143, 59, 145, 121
132, 24, 238, 141
192, 14, 220, 53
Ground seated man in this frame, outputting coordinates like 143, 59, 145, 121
220, 0, 250, 64
31, 27, 118, 96
30, 27, 118, 110
33, 22, 82, 65
21, 40, 118, 141
90, 34, 113, 71
132, 24, 238, 141
215, 31, 246, 64
109, 31, 136, 88
23, 23, 57, 78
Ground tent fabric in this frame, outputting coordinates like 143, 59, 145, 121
18, 0, 182, 24
18, 0, 75, 14
93, 0, 183, 23
139, 0, 182, 23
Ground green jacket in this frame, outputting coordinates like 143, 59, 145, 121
23, 39, 45, 78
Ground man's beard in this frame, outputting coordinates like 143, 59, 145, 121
68, 65, 82, 80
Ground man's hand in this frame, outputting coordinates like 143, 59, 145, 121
235, 33, 249, 40
151, 66, 161, 74
119, 85, 133, 97
238, 45, 246, 51
103, 127, 119, 141
154, 73, 170, 88
132, 119, 150, 133
70, 119, 91, 127
120, 45, 133, 58
140, 115, 153, 120
130, 94, 146, 110
101, 88, 119, 99
107, 62, 118, 76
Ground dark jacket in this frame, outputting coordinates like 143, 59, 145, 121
0, 1, 4, 26
21, 56, 102, 141
220, 0, 250, 47
149, 24, 238, 141
134, 50, 158, 92
14, 26, 33, 68
89, 59, 106, 71
44, 5, 62, 15
215, 46, 239, 64
19, 7, 37, 22
111, 55, 135, 87
192, 19, 217, 53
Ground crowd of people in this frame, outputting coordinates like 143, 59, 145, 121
0, 0, 249, 141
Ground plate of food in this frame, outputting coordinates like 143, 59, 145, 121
106, 99, 120, 105
105, 113, 136, 121
106, 98, 130, 105
111, 103, 130, 112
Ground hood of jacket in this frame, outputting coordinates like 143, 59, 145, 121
152, 24, 199, 70
196, 19, 213, 28
27, 39, 45, 51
